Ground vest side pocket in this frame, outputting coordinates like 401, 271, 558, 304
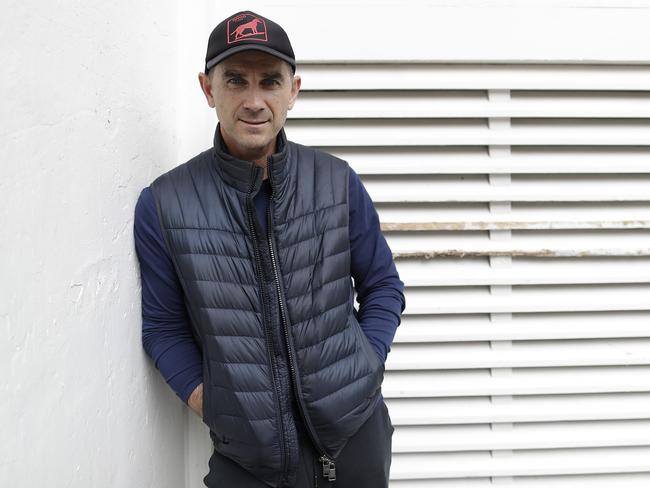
349, 312, 383, 375
201, 354, 214, 429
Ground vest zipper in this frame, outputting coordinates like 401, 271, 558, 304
246, 165, 289, 487
266, 157, 337, 483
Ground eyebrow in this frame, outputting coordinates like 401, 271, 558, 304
262, 71, 285, 80
221, 70, 285, 80
222, 70, 243, 78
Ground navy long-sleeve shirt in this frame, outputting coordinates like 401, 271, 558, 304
134, 165, 405, 404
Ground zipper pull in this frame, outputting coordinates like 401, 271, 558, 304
319, 456, 336, 482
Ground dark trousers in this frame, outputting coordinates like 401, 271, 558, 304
203, 399, 394, 488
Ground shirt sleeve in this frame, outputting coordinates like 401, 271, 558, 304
134, 186, 203, 404
348, 167, 406, 363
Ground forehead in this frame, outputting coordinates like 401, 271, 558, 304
216, 50, 290, 74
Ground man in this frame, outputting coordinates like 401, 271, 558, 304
134, 10, 405, 488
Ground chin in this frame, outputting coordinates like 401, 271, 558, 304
238, 138, 273, 155
241, 136, 270, 149
241, 131, 273, 145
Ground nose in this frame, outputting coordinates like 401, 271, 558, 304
241, 85, 266, 114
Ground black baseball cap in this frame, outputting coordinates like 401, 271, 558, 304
205, 11, 296, 74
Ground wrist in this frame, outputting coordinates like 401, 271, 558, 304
188, 383, 204, 417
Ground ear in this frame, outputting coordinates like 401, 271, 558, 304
198, 72, 216, 108
287, 74, 301, 111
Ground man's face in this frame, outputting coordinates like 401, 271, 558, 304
199, 50, 301, 163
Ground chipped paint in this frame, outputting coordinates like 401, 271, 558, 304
394, 249, 650, 259
382, 221, 650, 231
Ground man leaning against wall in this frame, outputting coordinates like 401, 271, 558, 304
134, 10, 406, 488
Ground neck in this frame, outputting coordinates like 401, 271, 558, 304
213, 124, 287, 187
218, 128, 273, 180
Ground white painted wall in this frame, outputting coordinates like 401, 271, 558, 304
1, 1, 185, 486
236, 0, 650, 63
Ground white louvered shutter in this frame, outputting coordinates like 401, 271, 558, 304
285, 63, 650, 487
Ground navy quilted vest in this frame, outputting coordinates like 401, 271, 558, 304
150, 126, 384, 487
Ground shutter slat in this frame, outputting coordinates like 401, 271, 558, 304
379, 206, 650, 226
382, 367, 650, 397
388, 233, 650, 258
364, 176, 650, 203
401, 285, 650, 314
328, 148, 650, 174
387, 340, 650, 369
384, 221, 650, 231
390, 447, 650, 479
392, 420, 650, 452
285, 120, 650, 146
290, 92, 650, 119
396, 258, 650, 286
298, 64, 650, 91
385, 393, 650, 425
394, 312, 650, 342
390, 475, 650, 488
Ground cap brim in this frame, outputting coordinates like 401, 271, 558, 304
206, 45, 296, 73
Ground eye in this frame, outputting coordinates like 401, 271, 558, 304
262, 78, 281, 87
227, 77, 245, 86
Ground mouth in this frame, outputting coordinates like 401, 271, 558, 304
240, 119, 268, 126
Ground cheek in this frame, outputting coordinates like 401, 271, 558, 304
269, 95, 292, 115
215, 100, 238, 118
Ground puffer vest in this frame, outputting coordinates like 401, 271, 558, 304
150, 126, 384, 487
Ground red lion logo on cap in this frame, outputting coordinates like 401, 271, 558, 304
227, 14, 268, 44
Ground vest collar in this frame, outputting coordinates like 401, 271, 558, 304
212, 123, 289, 195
